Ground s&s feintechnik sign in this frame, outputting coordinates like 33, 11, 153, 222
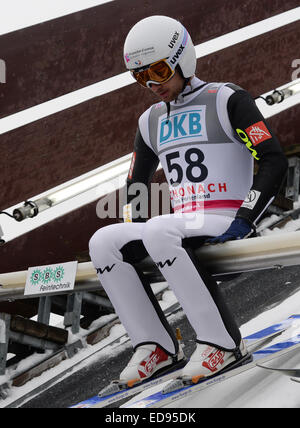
25, 261, 78, 296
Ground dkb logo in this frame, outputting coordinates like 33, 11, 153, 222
0, 59, 6, 83
159, 106, 207, 146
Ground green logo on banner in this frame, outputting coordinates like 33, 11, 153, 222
53, 266, 65, 283
30, 266, 65, 285
30, 269, 42, 285
42, 267, 53, 284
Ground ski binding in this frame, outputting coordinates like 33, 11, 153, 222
163, 353, 252, 393
99, 379, 141, 398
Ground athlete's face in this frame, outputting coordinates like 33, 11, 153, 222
148, 70, 187, 103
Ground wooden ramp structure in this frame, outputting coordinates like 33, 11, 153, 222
0, 0, 299, 395
0, 0, 299, 274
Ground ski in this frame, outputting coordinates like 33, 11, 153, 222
70, 314, 300, 408
122, 315, 300, 408
256, 364, 300, 378
70, 362, 186, 408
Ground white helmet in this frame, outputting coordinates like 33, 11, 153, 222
123, 15, 196, 78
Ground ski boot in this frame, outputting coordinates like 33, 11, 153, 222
163, 339, 252, 393
99, 329, 186, 397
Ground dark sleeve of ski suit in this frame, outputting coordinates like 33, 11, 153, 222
124, 127, 159, 222
227, 85, 288, 226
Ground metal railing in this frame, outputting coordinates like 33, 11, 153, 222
1, 231, 300, 301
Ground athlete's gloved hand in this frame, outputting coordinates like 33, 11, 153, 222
205, 218, 253, 245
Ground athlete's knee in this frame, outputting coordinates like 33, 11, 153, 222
142, 217, 175, 255
142, 217, 160, 252
89, 225, 118, 258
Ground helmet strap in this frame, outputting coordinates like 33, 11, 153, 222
176, 65, 190, 91
166, 102, 171, 124
165, 66, 190, 123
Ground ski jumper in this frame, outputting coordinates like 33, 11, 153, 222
89, 77, 287, 356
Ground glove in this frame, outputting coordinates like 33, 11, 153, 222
205, 218, 253, 245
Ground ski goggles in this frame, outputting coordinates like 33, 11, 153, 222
131, 59, 175, 88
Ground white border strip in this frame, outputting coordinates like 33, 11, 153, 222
0, 0, 114, 36
0, 7, 299, 135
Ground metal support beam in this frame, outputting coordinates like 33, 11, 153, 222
37, 296, 52, 325
0, 313, 10, 375
286, 156, 300, 202
82, 292, 113, 310
137, 231, 300, 278
64, 293, 83, 334
8, 330, 59, 351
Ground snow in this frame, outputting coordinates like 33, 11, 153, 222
0, 319, 6, 343
119, 287, 300, 409
0, 271, 300, 408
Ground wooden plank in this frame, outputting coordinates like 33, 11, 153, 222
11, 350, 67, 387
268, 104, 300, 152
1, 20, 299, 210
0, 0, 298, 118
195, 20, 300, 99
10, 315, 68, 344
86, 318, 120, 346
